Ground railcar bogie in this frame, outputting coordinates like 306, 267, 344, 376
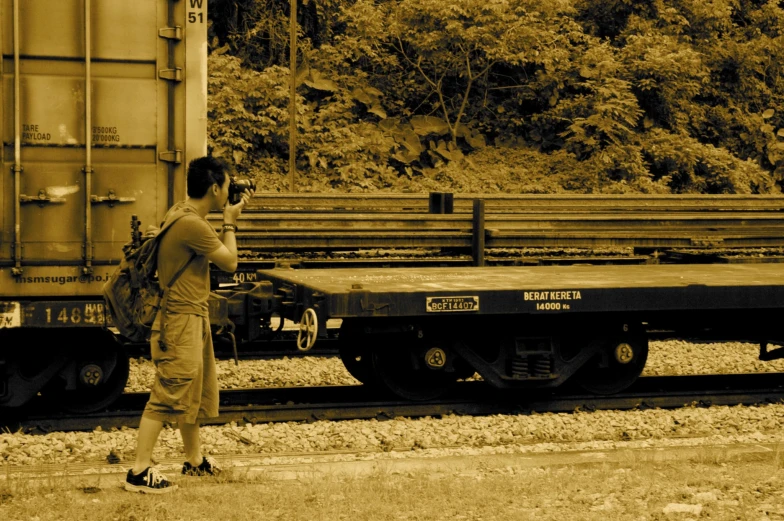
568, 325, 649, 395
0, 330, 70, 409
337, 318, 472, 400
0, 328, 128, 413
335, 314, 651, 400
452, 316, 647, 391
41, 330, 130, 414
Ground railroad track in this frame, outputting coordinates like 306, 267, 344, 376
6, 374, 783, 433
243, 193, 784, 213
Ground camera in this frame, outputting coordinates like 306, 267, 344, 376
228, 176, 256, 204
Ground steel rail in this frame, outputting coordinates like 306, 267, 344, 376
225, 211, 784, 224
224, 212, 784, 228
6, 374, 784, 433
223, 226, 784, 251
244, 193, 784, 212
206, 198, 784, 251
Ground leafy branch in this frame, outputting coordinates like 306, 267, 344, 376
393, 37, 496, 144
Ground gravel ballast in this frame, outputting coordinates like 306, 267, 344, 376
3, 339, 784, 468
3, 402, 784, 467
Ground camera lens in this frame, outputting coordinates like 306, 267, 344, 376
229, 177, 256, 204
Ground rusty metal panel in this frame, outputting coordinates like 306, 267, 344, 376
91, 154, 162, 262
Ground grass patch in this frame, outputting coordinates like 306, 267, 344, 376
2, 453, 784, 520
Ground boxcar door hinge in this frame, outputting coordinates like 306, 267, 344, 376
158, 68, 183, 82
159, 150, 183, 164
158, 26, 183, 40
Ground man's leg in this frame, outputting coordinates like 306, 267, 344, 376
180, 421, 203, 467
132, 415, 164, 474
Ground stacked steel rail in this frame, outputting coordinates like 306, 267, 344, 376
209, 194, 784, 266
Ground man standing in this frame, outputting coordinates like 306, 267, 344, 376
124, 156, 253, 494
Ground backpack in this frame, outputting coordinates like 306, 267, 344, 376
103, 208, 196, 343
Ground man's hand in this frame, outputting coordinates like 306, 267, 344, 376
223, 189, 255, 225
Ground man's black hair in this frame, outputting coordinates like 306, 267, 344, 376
186, 156, 228, 198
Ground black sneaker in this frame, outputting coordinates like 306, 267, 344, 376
124, 467, 177, 494
182, 456, 222, 476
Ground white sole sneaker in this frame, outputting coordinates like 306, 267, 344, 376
123, 481, 178, 494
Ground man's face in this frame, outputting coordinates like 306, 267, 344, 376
213, 175, 230, 210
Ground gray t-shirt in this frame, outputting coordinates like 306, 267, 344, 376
157, 202, 223, 317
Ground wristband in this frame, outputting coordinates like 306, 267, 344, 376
222, 223, 237, 233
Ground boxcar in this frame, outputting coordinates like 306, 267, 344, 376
0, 0, 207, 411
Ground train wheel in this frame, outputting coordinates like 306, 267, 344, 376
47, 331, 130, 414
337, 322, 375, 385
371, 341, 456, 401
338, 342, 376, 386
573, 328, 648, 395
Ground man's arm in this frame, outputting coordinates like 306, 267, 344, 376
206, 233, 238, 273
207, 188, 254, 273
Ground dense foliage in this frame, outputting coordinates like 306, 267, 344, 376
208, 0, 784, 193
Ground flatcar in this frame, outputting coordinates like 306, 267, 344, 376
242, 264, 784, 400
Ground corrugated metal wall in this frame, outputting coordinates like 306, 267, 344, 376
0, 0, 207, 297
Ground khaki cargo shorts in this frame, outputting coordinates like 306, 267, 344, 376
143, 313, 219, 424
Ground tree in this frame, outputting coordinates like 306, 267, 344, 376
386, 0, 579, 145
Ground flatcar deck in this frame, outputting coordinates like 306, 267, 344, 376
261, 264, 784, 319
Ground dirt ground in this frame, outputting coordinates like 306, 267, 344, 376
2, 443, 784, 521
